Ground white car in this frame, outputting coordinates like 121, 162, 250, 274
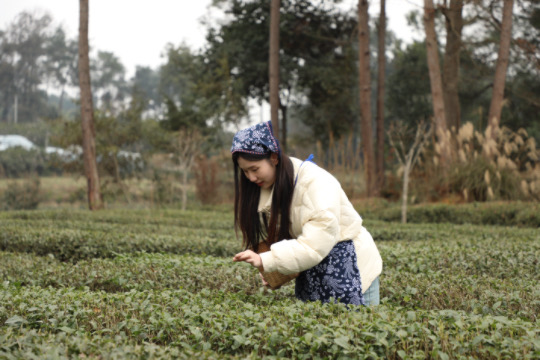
0, 135, 38, 151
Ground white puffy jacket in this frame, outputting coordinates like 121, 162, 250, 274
259, 157, 383, 293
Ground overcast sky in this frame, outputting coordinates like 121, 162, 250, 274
0, 0, 424, 79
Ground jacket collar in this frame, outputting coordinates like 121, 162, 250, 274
257, 157, 302, 213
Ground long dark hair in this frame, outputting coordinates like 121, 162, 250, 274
233, 151, 295, 252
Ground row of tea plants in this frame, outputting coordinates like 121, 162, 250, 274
1, 208, 538, 358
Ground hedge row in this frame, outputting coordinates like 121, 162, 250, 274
0, 223, 239, 262
0, 252, 261, 295
1, 208, 538, 358
4, 201, 539, 228
0, 208, 233, 230
1, 216, 538, 263
2, 225, 538, 321
0, 327, 228, 360
359, 202, 540, 227
1, 284, 538, 359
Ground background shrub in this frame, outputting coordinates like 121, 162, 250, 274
194, 155, 220, 205
0, 148, 45, 178
369, 202, 540, 227
0, 178, 41, 210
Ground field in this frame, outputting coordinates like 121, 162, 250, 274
0, 208, 539, 359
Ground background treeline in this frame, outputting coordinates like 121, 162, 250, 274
0, 0, 539, 209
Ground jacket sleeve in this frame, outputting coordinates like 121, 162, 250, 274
259, 171, 341, 274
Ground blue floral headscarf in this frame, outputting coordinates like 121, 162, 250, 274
231, 121, 281, 156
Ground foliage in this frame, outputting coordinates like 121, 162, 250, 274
387, 41, 432, 128
0, 210, 237, 262
447, 155, 523, 202
367, 202, 540, 228
0, 12, 62, 123
91, 51, 127, 112
0, 208, 538, 358
0, 11, 133, 123
401, 122, 540, 203
386, 3, 540, 144
206, 0, 361, 143
55, 97, 146, 180
0, 327, 223, 360
0, 177, 41, 210
0, 148, 44, 178
159, 45, 211, 130
0, 119, 62, 147
131, 66, 161, 115
149, 170, 184, 207
194, 155, 221, 205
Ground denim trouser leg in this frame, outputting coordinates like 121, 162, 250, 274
363, 277, 380, 306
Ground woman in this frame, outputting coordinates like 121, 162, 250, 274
232, 121, 382, 306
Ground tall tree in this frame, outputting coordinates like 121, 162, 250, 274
376, 0, 386, 191
387, 41, 433, 128
0, 12, 53, 123
269, 0, 281, 146
205, 0, 357, 145
441, 0, 463, 132
487, 0, 514, 141
159, 44, 209, 131
424, 0, 450, 164
358, 0, 377, 196
131, 66, 160, 115
91, 51, 127, 113
44, 26, 78, 114
78, 0, 103, 210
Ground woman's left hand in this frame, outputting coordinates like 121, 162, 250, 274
233, 250, 263, 271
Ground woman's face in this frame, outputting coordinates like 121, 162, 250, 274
237, 153, 278, 190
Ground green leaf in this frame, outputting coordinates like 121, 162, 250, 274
5, 315, 27, 326
396, 330, 408, 338
233, 335, 246, 345
334, 336, 350, 349
59, 326, 75, 334
472, 335, 484, 346
438, 352, 449, 360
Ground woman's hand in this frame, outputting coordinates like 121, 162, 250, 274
233, 250, 264, 271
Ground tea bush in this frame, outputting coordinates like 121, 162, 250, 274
1, 284, 538, 359
0, 208, 538, 358
365, 202, 540, 227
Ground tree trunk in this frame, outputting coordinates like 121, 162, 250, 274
79, 0, 103, 210
401, 163, 410, 224
442, 0, 463, 132
424, 0, 450, 165
58, 88, 65, 113
376, 0, 386, 193
279, 101, 287, 152
13, 94, 18, 124
269, 0, 281, 144
358, 0, 377, 197
487, 0, 514, 141
181, 169, 188, 211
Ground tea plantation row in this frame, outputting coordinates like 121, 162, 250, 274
0, 208, 539, 359
355, 202, 540, 228
2, 283, 538, 359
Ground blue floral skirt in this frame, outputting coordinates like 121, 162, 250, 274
295, 240, 365, 306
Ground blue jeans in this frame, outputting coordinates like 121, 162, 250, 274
363, 277, 380, 306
